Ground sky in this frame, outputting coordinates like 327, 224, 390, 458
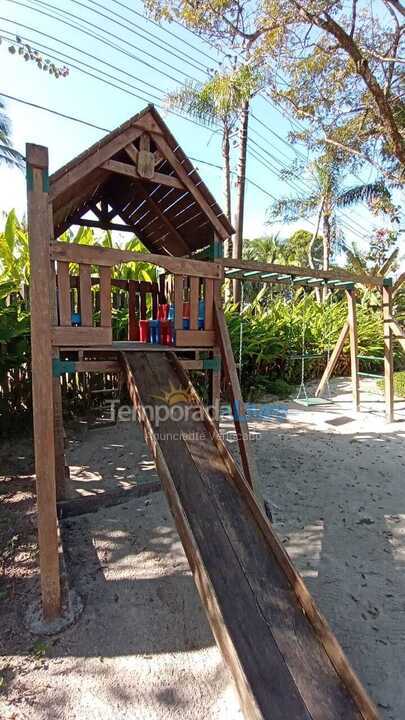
0, 0, 403, 272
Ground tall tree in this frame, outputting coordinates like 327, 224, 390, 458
164, 65, 261, 302
148, 0, 404, 182
165, 72, 244, 256
272, 156, 391, 296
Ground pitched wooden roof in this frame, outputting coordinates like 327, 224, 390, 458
50, 105, 234, 255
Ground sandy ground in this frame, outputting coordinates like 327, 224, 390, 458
1, 378, 405, 720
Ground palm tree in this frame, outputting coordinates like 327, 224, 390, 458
0, 98, 24, 169
244, 234, 283, 263
273, 157, 391, 284
165, 79, 235, 253
165, 66, 260, 269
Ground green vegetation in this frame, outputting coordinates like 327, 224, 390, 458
0, 209, 403, 430
377, 371, 405, 399
227, 291, 405, 396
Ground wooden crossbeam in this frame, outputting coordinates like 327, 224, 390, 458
135, 182, 188, 254
125, 143, 138, 165
72, 218, 138, 232
213, 296, 262, 503
102, 159, 184, 190
50, 126, 144, 202
315, 321, 350, 398
222, 258, 385, 287
50, 242, 223, 279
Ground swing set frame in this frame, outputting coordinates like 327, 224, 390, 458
222, 257, 403, 422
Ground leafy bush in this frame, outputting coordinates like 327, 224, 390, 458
377, 371, 405, 398
227, 292, 405, 397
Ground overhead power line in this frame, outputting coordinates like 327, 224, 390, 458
108, 0, 219, 60
60, 0, 208, 74
6, 0, 200, 84
0, 90, 275, 202
3, 2, 387, 233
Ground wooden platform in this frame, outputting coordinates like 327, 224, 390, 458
122, 350, 378, 720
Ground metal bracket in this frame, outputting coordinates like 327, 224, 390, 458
52, 358, 77, 377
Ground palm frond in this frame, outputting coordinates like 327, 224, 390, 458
165, 81, 218, 127
337, 181, 390, 208
0, 98, 25, 170
378, 248, 399, 276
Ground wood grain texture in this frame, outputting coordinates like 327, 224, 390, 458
57, 262, 71, 326
175, 330, 215, 347
52, 327, 112, 346
382, 286, 394, 422
99, 266, 112, 329
50, 242, 223, 279
346, 290, 360, 412
214, 297, 259, 498
315, 321, 350, 398
174, 275, 183, 331
204, 278, 214, 331
79, 264, 92, 327
128, 279, 140, 340
189, 277, 199, 330
26, 144, 61, 619
122, 350, 378, 720
102, 159, 184, 189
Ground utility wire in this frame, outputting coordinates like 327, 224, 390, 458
108, 0, 219, 59
3, 4, 387, 232
0, 90, 275, 202
6, 0, 200, 84
0, 23, 167, 99
58, 0, 208, 74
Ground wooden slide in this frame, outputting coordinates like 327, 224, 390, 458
122, 350, 379, 720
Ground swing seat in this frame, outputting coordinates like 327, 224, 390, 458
294, 396, 332, 407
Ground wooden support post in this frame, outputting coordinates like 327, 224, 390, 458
208, 346, 221, 427
383, 285, 394, 423
53, 366, 69, 500
128, 279, 139, 340
26, 143, 61, 620
189, 276, 199, 331
214, 296, 261, 502
346, 289, 360, 412
174, 275, 183, 331
389, 319, 405, 352
50, 240, 69, 502
315, 321, 350, 398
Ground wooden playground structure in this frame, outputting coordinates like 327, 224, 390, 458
26, 104, 404, 719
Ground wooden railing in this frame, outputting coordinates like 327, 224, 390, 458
50, 242, 222, 348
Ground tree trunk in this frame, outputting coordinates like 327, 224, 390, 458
312, 10, 405, 167
322, 211, 332, 302
308, 197, 324, 303
223, 122, 233, 303
223, 122, 232, 252
233, 99, 249, 306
